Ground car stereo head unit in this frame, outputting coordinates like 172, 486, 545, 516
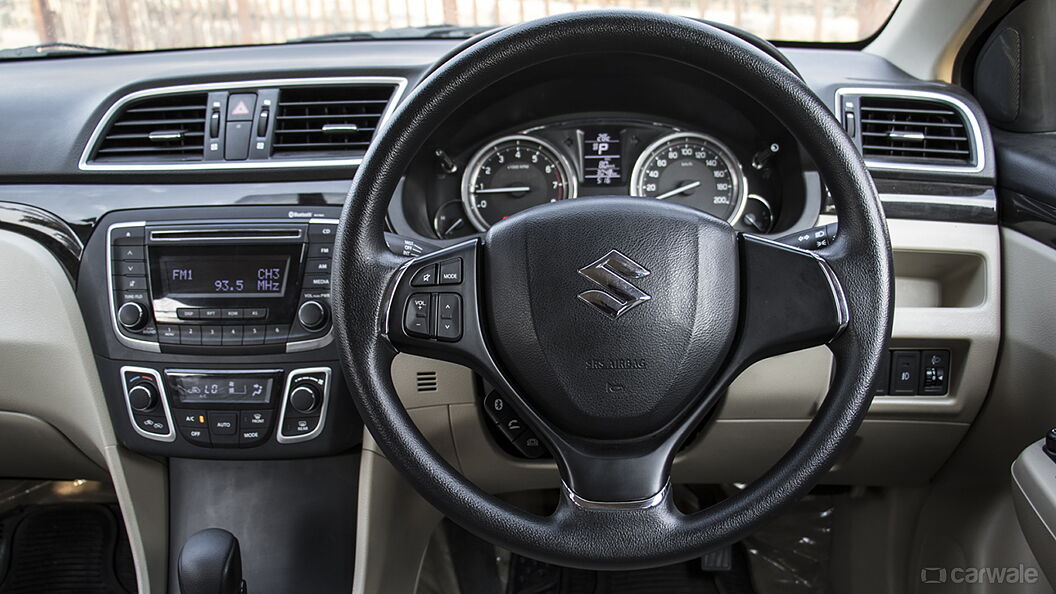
107, 219, 335, 353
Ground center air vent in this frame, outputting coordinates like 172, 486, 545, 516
271, 84, 397, 158
93, 93, 207, 162
837, 89, 982, 173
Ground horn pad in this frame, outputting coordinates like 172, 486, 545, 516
483, 197, 740, 440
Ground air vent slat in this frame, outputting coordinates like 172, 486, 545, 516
856, 95, 974, 166
92, 92, 207, 163
276, 99, 391, 107
112, 117, 205, 126
271, 84, 396, 158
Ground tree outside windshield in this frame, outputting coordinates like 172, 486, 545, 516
0, 0, 898, 54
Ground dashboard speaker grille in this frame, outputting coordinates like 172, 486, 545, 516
271, 84, 397, 157
93, 93, 207, 162
858, 96, 973, 165
416, 371, 438, 393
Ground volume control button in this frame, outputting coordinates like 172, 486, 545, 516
117, 302, 146, 330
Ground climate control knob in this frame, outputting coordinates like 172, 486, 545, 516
297, 300, 328, 331
289, 385, 319, 414
128, 383, 158, 412
117, 302, 147, 330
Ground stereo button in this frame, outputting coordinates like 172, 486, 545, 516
118, 276, 148, 291
177, 308, 199, 320
158, 325, 180, 344
201, 326, 223, 346
180, 326, 202, 345
112, 227, 144, 245
304, 274, 331, 289
116, 261, 146, 276
265, 325, 289, 344
308, 224, 336, 242
306, 259, 331, 274
222, 309, 242, 320
244, 308, 267, 320
201, 308, 222, 320
243, 325, 266, 345
222, 325, 243, 345
308, 244, 333, 258
114, 246, 144, 261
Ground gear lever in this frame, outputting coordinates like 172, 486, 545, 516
178, 528, 247, 594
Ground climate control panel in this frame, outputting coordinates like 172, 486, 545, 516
118, 365, 331, 449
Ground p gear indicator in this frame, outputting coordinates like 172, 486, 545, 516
581, 127, 623, 186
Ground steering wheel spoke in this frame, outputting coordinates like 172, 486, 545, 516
729, 233, 849, 367
383, 239, 489, 366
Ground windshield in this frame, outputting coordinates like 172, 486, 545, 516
0, 0, 898, 56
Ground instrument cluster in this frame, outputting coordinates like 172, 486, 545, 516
425, 117, 788, 240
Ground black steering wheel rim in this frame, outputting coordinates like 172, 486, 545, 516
333, 11, 892, 570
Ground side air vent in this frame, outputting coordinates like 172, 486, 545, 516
93, 93, 207, 162
836, 89, 983, 173
416, 371, 438, 393
271, 84, 397, 158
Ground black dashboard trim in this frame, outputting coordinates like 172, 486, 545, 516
0, 201, 83, 282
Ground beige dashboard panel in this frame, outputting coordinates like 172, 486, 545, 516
0, 230, 167, 594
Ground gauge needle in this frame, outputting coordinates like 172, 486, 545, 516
654, 180, 702, 201
443, 218, 465, 237
473, 186, 531, 194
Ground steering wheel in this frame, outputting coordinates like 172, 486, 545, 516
333, 11, 892, 570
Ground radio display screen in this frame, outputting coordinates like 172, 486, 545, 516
158, 255, 290, 298
170, 374, 274, 404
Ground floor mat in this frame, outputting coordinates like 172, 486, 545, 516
0, 504, 136, 593
507, 546, 756, 594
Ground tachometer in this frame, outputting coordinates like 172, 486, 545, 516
629, 132, 747, 222
461, 135, 577, 231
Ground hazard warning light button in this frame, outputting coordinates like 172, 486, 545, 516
227, 93, 257, 121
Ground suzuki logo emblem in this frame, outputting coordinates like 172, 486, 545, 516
577, 250, 651, 319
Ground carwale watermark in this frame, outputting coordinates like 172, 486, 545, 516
920, 565, 1040, 585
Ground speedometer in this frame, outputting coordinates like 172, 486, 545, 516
629, 132, 747, 222
461, 135, 577, 232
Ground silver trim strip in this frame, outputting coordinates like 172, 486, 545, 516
834, 87, 987, 174
564, 483, 669, 510
149, 227, 304, 242
120, 366, 176, 443
107, 222, 161, 352
79, 76, 408, 172
276, 367, 331, 444
879, 191, 996, 210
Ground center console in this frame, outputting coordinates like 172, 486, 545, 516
78, 206, 360, 459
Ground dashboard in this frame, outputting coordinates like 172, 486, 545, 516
0, 31, 1009, 593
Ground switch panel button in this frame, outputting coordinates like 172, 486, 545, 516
920, 350, 951, 395
889, 350, 921, 395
